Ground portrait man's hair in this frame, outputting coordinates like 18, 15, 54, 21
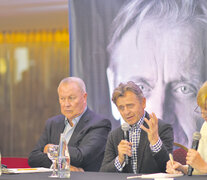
107, 0, 207, 147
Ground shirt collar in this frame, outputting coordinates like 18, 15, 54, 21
130, 111, 145, 129
64, 106, 87, 127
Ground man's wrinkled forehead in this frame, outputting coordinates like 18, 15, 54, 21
109, 20, 207, 72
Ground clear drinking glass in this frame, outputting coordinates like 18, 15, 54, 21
47, 145, 59, 178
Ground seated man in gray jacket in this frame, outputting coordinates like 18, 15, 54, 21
100, 81, 173, 173
28, 77, 111, 172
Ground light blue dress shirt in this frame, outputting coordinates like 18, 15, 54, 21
63, 107, 87, 144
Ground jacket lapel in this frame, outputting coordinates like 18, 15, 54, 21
53, 115, 65, 144
69, 108, 90, 145
137, 112, 150, 173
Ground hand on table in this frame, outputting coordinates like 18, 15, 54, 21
70, 165, 84, 172
166, 160, 186, 174
44, 144, 54, 153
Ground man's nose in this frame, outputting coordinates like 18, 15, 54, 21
123, 107, 131, 116
64, 99, 71, 106
146, 87, 166, 119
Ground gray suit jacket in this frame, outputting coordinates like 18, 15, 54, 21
100, 112, 173, 173
28, 108, 111, 171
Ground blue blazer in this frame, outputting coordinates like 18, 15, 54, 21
100, 112, 173, 173
28, 108, 111, 171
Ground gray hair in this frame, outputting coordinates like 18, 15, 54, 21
58, 77, 86, 93
112, 81, 144, 105
108, 0, 207, 69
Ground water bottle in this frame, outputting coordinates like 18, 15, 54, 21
58, 133, 70, 178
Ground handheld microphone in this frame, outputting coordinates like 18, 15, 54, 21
187, 131, 201, 176
121, 123, 130, 164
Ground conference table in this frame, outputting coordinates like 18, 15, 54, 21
0, 171, 206, 180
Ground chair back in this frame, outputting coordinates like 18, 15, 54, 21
2, 157, 30, 168
173, 142, 188, 165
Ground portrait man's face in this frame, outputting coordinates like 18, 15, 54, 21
107, 20, 205, 147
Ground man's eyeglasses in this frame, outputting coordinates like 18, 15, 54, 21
194, 106, 207, 117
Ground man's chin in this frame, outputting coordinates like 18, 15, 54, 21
125, 118, 137, 125
64, 110, 73, 114
62, 111, 73, 118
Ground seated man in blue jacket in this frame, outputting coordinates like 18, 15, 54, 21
100, 81, 173, 173
28, 77, 111, 172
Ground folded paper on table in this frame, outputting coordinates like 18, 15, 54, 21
3, 167, 52, 174
127, 173, 184, 179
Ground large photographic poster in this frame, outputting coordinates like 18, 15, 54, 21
69, 0, 207, 148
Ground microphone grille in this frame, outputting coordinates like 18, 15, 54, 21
193, 131, 201, 141
121, 123, 130, 131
